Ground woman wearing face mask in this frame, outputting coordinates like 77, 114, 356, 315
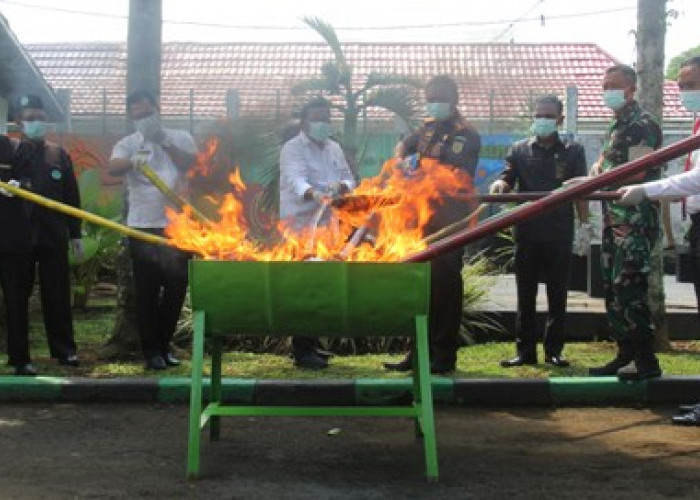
16, 94, 83, 369
384, 75, 481, 375
489, 95, 588, 370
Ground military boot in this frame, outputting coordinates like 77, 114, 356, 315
617, 337, 662, 382
589, 339, 633, 376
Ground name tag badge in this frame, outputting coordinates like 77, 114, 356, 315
51, 168, 62, 181
452, 136, 466, 155
0, 163, 11, 170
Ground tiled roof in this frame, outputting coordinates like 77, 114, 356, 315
26, 42, 691, 122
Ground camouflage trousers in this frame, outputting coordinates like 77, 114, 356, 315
601, 224, 658, 341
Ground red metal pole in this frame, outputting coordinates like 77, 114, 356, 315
475, 191, 622, 203
403, 133, 700, 263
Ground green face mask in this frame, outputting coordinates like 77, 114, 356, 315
426, 102, 452, 121
308, 121, 334, 142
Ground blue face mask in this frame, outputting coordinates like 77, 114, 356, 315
307, 121, 334, 142
24, 120, 48, 139
603, 89, 626, 111
680, 90, 700, 113
426, 102, 452, 121
532, 117, 558, 137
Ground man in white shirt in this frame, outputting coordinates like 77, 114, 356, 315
617, 56, 700, 425
279, 98, 355, 369
108, 90, 198, 370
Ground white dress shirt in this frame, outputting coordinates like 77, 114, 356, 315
643, 129, 700, 214
111, 129, 198, 228
279, 131, 355, 230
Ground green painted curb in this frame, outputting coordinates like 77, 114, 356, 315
0, 376, 63, 400
158, 377, 255, 403
355, 377, 454, 405
549, 377, 648, 405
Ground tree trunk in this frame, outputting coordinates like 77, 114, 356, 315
636, 0, 671, 352
101, 0, 162, 357
99, 245, 141, 359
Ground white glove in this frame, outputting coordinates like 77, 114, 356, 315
562, 176, 588, 188
0, 179, 20, 197
616, 185, 647, 206
573, 222, 593, 257
131, 150, 149, 170
489, 180, 509, 194
70, 238, 85, 263
589, 160, 603, 177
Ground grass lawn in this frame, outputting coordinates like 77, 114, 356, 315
6, 307, 700, 379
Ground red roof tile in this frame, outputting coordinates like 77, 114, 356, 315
26, 42, 691, 122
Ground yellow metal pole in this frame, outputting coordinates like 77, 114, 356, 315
136, 163, 212, 225
0, 180, 172, 247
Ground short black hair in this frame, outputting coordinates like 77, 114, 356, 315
534, 94, 563, 115
425, 75, 459, 102
300, 97, 331, 121
126, 90, 157, 109
681, 56, 700, 71
605, 64, 637, 86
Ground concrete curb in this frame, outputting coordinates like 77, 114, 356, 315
0, 376, 697, 406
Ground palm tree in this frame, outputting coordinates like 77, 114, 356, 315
292, 17, 420, 179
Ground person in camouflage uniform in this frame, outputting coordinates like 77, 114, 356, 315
588, 65, 663, 381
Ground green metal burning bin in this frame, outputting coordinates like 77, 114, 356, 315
187, 260, 438, 481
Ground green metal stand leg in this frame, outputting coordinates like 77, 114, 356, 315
414, 314, 438, 482
187, 311, 206, 479
210, 337, 222, 441
411, 343, 423, 439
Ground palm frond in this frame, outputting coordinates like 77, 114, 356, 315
360, 87, 417, 122
302, 16, 347, 68
291, 77, 334, 96
355, 73, 422, 99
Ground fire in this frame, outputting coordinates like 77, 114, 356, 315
167, 154, 475, 262
187, 137, 219, 179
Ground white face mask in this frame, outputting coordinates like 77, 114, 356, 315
133, 114, 161, 139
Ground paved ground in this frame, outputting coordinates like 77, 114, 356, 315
1, 404, 699, 499
485, 274, 697, 312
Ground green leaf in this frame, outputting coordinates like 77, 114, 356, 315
361, 87, 417, 122
68, 236, 99, 266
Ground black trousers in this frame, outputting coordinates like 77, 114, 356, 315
1, 252, 32, 366
29, 245, 77, 359
428, 248, 465, 363
514, 239, 572, 358
688, 214, 700, 320
129, 232, 190, 359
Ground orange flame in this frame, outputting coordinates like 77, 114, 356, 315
187, 137, 219, 179
167, 154, 475, 262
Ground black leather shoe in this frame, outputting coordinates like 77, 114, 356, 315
500, 355, 537, 368
294, 352, 329, 370
678, 403, 700, 413
14, 363, 38, 376
617, 361, 662, 382
145, 355, 167, 371
545, 355, 570, 368
383, 354, 412, 372
430, 359, 455, 375
672, 409, 700, 426
58, 354, 80, 367
588, 356, 632, 376
314, 348, 334, 359
163, 352, 181, 367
